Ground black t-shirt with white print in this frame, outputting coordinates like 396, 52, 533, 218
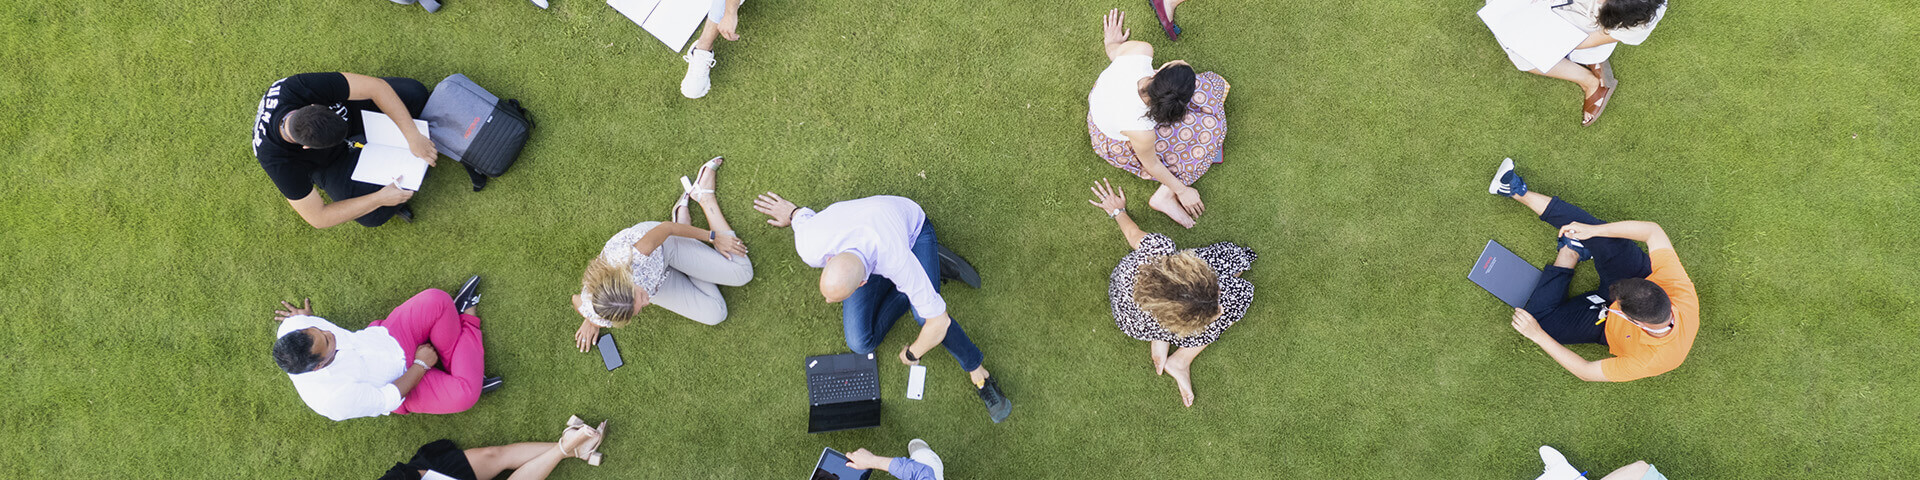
251, 72, 358, 200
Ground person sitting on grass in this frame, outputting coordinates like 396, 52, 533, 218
842, 439, 946, 480
271, 277, 501, 421
1089, 9, 1230, 229
1490, 159, 1698, 382
1531, 445, 1670, 480
1087, 179, 1255, 406
569, 157, 753, 353
251, 72, 441, 228
679, 0, 745, 99
378, 415, 610, 480
753, 193, 1012, 423
1489, 0, 1667, 126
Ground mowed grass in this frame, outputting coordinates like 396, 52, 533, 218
2, 0, 1917, 477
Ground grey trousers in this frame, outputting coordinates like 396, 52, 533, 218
652, 235, 753, 325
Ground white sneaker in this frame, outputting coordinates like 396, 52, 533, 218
1536, 445, 1585, 480
906, 438, 945, 480
681, 49, 716, 99
531, 0, 549, 8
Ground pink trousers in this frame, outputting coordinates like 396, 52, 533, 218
372, 289, 484, 415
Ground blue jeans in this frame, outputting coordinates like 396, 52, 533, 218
840, 221, 985, 372
1523, 196, 1653, 345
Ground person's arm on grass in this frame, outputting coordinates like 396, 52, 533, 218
341, 72, 437, 164
287, 184, 413, 229
1560, 220, 1672, 251
1102, 9, 1152, 60
1510, 308, 1609, 382
1088, 178, 1147, 249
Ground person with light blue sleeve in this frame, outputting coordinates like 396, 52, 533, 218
844, 439, 945, 480
1535, 445, 1669, 480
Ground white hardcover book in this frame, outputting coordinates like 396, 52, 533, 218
1478, 0, 1587, 72
608, 0, 744, 52
350, 110, 431, 191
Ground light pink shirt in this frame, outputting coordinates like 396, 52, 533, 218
791, 196, 947, 318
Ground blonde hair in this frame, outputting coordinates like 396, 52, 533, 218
1132, 251, 1220, 337
581, 256, 637, 327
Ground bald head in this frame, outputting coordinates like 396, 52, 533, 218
819, 252, 868, 302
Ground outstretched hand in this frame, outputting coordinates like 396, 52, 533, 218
1103, 8, 1130, 45
273, 298, 314, 322
753, 192, 798, 227
1088, 178, 1127, 212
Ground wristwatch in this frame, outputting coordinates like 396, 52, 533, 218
903, 348, 919, 362
1108, 208, 1126, 219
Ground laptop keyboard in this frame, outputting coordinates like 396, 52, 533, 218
808, 371, 879, 405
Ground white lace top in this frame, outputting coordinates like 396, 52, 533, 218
577, 222, 669, 327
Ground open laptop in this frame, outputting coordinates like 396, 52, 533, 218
809, 447, 873, 480
805, 353, 881, 434
1469, 239, 1542, 308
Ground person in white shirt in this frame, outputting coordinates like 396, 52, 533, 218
753, 193, 1011, 423
1494, 0, 1669, 126
270, 278, 499, 421
1088, 9, 1231, 229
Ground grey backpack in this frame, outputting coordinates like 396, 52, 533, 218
423, 74, 534, 191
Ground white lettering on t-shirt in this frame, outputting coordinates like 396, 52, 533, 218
252, 80, 285, 155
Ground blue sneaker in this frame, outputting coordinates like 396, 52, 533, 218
1489, 158, 1528, 197
1558, 236, 1592, 262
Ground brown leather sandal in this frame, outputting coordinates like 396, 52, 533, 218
1581, 62, 1618, 126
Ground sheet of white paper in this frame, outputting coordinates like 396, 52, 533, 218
1478, 0, 1586, 72
352, 110, 431, 190
608, 0, 666, 33
640, 0, 716, 51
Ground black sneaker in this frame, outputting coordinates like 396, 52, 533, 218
936, 244, 982, 289
976, 376, 1011, 423
481, 376, 504, 394
395, 204, 415, 223
453, 275, 482, 313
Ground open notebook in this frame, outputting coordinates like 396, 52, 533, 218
608, 0, 740, 52
350, 110, 432, 191
1478, 0, 1586, 71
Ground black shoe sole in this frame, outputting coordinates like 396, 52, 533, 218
936, 244, 982, 289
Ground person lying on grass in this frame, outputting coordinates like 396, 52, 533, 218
1488, 0, 1668, 126
251, 72, 440, 228
1087, 178, 1256, 406
753, 193, 1012, 423
1087, 8, 1231, 229
1489, 159, 1698, 382
570, 157, 752, 353
378, 415, 609, 480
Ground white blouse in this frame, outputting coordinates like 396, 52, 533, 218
578, 222, 669, 327
1088, 55, 1158, 141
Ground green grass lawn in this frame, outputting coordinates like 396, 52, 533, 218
3, 0, 1916, 477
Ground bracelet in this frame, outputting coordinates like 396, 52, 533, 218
413, 359, 430, 370
710, 230, 717, 241
786, 205, 801, 220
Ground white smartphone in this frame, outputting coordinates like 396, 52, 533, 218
906, 364, 927, 400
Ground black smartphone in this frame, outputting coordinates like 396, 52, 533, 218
598, 333, 623, 371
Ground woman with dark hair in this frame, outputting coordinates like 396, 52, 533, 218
1495, 0, 1669, 126
1088, 9, 1230, 229
1088, 179, 1256, 407
378, 416, 608, 480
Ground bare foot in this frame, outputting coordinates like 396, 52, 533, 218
1148, 188, 1196, 229
1164, 356, 1195, 407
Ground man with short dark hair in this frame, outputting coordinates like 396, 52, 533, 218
271, 277, 502, 421
251, 72, 441, 228
1488, 159, 1700, 382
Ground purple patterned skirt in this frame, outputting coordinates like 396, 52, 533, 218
1088, 72, 1229, 185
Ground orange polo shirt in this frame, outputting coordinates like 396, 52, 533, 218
1598, 248, 1699, 382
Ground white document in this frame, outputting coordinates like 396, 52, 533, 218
1478, 0, 1587, 71
608, 0, 739, 52
351, 110, 431, 191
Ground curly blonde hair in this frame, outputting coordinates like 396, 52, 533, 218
1132, 251, 1220, 337
581, 256, 637, 327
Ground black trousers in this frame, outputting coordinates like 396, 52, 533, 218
1523, 196, 1653, 345
313, 76, 431, 227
